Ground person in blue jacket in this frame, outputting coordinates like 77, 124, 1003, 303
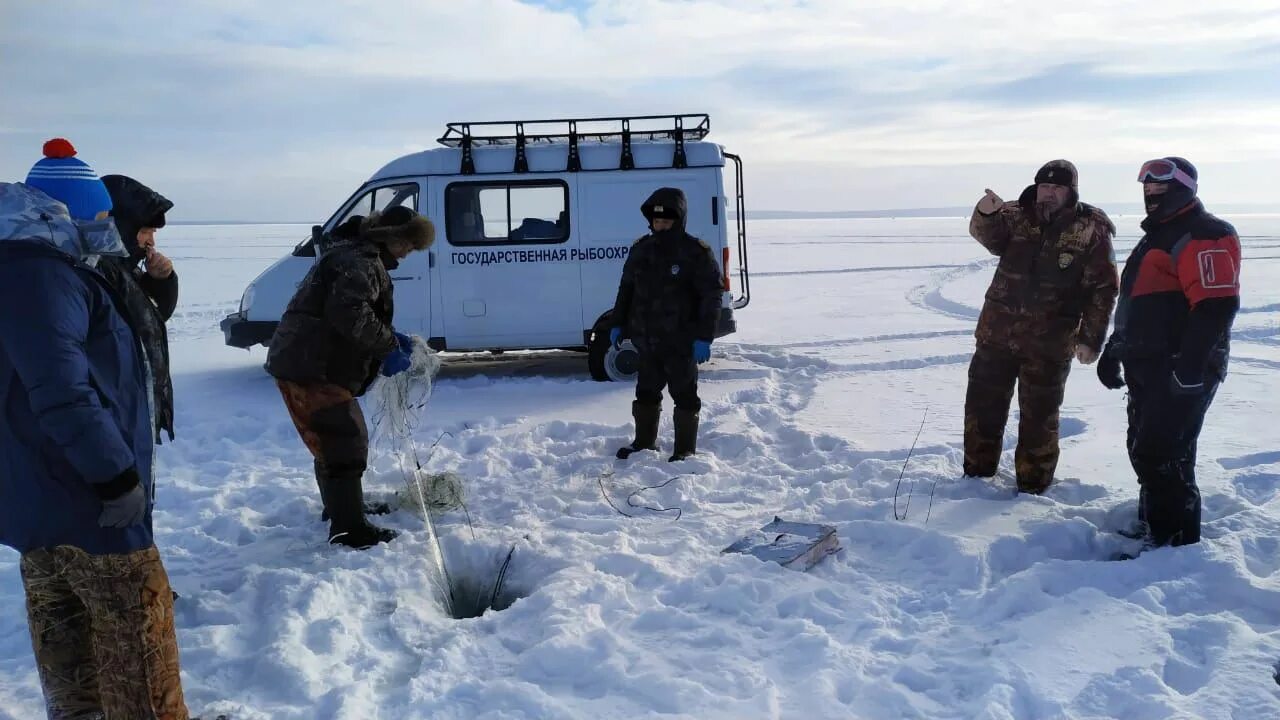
0, 139, 189, 719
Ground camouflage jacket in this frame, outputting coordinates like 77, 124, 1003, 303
969, 190, 1119, 358
265, 238, 398, 396
612, 229, 723, 350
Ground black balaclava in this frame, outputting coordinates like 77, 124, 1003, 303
1145, 156, 1198, 222
640, 187, 688, 237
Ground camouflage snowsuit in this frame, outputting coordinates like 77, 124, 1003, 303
265, 211, 435, 541
964, 191, 1118, 491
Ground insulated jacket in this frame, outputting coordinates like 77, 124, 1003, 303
1108, 200, 1241, 382
265, 231, 398, 396
612, 188, 723, 350
0, 182, 156, 555
969, 186, 1119, 359
100, 176, 177, 442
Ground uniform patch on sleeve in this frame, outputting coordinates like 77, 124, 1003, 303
1197, 249, 1238, 290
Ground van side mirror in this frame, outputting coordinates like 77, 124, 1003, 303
292, 225, 324, 257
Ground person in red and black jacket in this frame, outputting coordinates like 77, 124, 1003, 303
1097, 157, 1241, 551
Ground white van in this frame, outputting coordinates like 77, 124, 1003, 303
221, 114, 750, 381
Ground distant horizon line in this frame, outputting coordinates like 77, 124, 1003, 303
169, 202, 1280, 225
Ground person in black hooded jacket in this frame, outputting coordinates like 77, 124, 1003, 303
100, 175, 178, 443
610, 187, 723, 462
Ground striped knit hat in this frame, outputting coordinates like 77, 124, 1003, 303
25, 139, 113, 221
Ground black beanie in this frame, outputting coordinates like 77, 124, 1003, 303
1164, 156, 1198, 187
1145, 156, 1200, 221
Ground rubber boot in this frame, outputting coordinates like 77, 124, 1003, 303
617, 401, 661, 459
326, 473, 398, 550
321, 501, 393, 522
668, 408, 699, 462
318, 460, 393, 520
316, 460, 336, 522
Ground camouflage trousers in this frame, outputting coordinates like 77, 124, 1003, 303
963, 343, 1071, 492
276, 380, 368, 477
19, 544, 188, 720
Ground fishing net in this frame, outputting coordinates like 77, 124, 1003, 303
367, 335, 516, 619
367, 336, 460, 616
367, 337, 465, 510
369, 336, 443, 447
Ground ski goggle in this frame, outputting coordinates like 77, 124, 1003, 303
1137, 159, 1197, 191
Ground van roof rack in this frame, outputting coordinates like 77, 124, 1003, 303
438, 114, 711, 174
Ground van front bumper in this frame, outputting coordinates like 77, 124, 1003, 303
221, 311, 277, 349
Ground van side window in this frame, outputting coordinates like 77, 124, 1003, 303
446, 181, 569, 246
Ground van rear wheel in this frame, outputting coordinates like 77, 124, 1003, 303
587, 329, 640, 382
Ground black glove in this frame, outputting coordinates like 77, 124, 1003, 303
96, 467, 147, 529
1097, 346, 1125, 390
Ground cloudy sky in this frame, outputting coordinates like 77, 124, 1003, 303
3, 1, 1279, 220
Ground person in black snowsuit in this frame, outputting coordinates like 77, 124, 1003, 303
610, 187, 723, 462
99, 175, 178, 443
266, 206, 435, 549
1097, 157, 1241, 551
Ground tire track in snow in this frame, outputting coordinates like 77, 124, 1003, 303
1219, 451, 1280, 471
906, 260, 991, 323
734, 328, 973, 353
754, 263, 963, 279
1238, 303, 1280, 315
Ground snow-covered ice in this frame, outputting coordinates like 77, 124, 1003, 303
2, 214, 1279, 719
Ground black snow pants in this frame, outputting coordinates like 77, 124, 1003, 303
1124, 359, 1220, 547
634, 340, 700, 412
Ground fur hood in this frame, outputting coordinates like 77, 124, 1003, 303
360, 210, 435, 250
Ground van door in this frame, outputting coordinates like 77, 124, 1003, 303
432, 177, 582, 349
326, 182, 430, 336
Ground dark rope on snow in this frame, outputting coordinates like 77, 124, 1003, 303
892, 407, 929, 522
599, 471, 685, 521
487, 543, 517, 616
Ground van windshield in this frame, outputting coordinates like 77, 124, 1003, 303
336, 183, 419, 226
295, 182, 420, 257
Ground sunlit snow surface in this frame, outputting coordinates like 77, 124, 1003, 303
3, 214, 1279, 720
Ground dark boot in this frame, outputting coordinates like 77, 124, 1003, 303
1015, 478, 1052, 495
617, 401, 661, 459
668, 407, 699, 462
326, 473, 398, 550
321, 500, 393, 522
315, 459, 334, 521
318, 458, 393, 521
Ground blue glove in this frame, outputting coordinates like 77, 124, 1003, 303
381, 349, 412, 377
609, 327, 623, 350
394, 331, 414, 353
693, 340, 711, 364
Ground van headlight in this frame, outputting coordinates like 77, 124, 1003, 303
239, 284, 257, 314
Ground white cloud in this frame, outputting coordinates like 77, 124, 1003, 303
1, 0, 1277, 217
